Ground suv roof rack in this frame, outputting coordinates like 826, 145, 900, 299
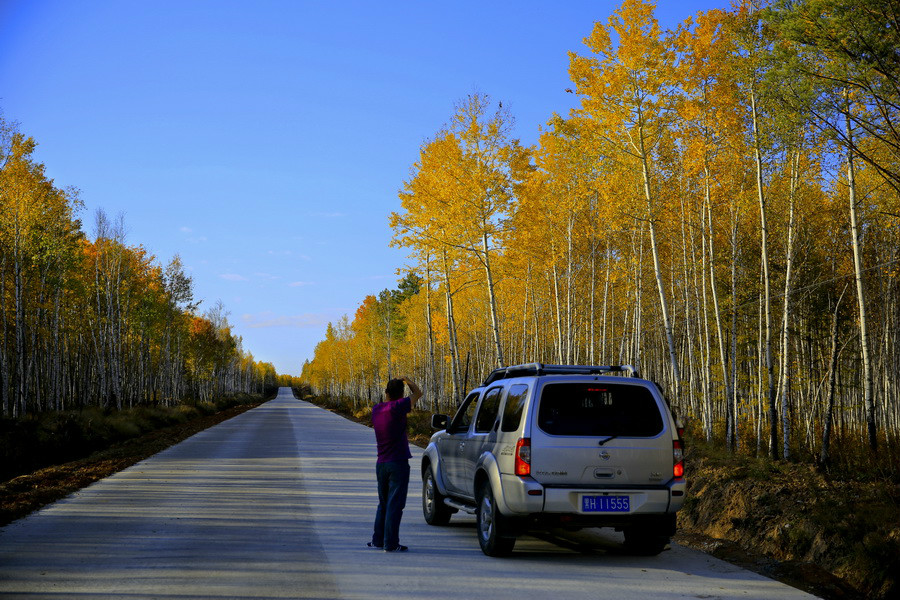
482, 363, 640, 386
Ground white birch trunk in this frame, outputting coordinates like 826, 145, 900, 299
750, 87, 777, 459
845, 108, 877, 450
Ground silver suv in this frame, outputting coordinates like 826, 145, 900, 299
421, 364, 686, 556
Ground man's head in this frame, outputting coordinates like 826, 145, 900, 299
385, 378, 405, 401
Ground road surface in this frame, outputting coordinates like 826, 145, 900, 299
0, 388, 818, 599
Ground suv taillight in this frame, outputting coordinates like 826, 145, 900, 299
515, 438, 531, 477
673, 439, 684, 479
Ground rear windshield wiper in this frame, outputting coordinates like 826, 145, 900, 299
598, 436, 617, 446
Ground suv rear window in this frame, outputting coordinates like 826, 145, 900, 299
537, 383, 663, 437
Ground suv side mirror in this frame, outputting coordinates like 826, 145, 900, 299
431, 414, 449, 430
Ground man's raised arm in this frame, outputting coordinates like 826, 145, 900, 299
401, 376, 422, 403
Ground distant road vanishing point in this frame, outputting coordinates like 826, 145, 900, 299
0, 388, 818, 599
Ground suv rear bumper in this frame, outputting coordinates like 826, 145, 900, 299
499, 474, 685, 518
527, 511, 677, 534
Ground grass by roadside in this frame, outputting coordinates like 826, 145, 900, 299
298, 389, 897, 600
676, 444, 899, 600
0, 393, 271, 527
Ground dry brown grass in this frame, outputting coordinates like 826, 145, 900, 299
677, 439, 899, 600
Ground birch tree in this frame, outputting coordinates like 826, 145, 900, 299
569, 0, 682, 397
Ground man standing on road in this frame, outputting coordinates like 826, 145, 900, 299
369, 375, 422, 552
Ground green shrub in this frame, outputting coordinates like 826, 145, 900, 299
172, 404, 195, 421
107, 414, 142, 440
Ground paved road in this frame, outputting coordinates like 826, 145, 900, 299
0, 388, 818, 599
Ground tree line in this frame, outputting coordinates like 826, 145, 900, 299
0, 115, 279, 418
302, 0, 900, 468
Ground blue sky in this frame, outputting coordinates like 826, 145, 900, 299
1, 0, 722, 376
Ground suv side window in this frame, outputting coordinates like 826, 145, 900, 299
500, 383, 529, 432
449, 391, 480, 433
474, 387, 503, 433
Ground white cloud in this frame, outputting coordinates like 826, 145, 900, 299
180, 226, 193, 233
241, 312, 332, 329
311, 211, 346, 218
220, 273, 248, 281
289, 281, 315, 287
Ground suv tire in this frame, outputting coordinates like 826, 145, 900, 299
422, 467, 453, 526
476, 482, 516, 556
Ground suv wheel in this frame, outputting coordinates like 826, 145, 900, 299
422, 467, 453, 525
622, 527, 669, 556
476, 482, 515, 556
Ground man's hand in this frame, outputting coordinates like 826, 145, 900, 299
401, 376, 423, 403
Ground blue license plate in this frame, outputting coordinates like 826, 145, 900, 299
581, 495, 630, 512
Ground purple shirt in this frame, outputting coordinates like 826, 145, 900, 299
373, 396, 412, 463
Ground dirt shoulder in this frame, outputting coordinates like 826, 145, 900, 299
674, 450, 899, 600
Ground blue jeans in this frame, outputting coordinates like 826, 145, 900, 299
372, 460, 410, 549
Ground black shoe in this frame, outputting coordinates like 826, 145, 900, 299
367, 542, 383, 549
383, 544, 408, 552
